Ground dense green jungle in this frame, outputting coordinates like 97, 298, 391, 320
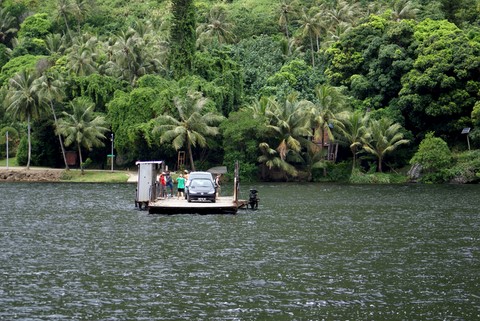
0, 0, 479, 183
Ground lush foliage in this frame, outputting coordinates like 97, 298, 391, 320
398, 19, 480, 140
220, 109, 268, 181
448, 150, 480, 183
169, 0, 197, 79
0, 0, 479, 183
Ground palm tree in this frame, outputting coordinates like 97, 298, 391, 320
306, 85, 346, 151
391, 0, 419, 21
131, 20, 169, 77
106, 30, 142, 84
325, 0, 361, 27
265, 93, 312, 161
301, 143, 328, 181
106, 28, 161, 85
278, 0, 297, 55
336, 110, 369, 169
56, 97, 109, 174
56, 0, 78, 35
72, 0, 91, 31
0, 8, 18, 44
196, 5, 235, 48
66, 39, 97, 76
153, 91, 225, 171
323, 21, 352, 49
258, 142, 298, 179
366, 2, 385, 17
33, 71, 69, 169
243, 96, 271, 119
362, 118, 409, 172
45, 33, 68, 56
297, 8, 323, 66
5, 70, 44, 169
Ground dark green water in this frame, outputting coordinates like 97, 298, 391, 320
1, 182, 479, 320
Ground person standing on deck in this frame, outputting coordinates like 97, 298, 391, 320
215, 174, 221, 199
165, 171, 174, 197
159, 172, 166, 198
176, 174, 186, 199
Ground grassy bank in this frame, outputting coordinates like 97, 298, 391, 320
60, 170, 131, 183
0, 158, 133, 182
0, 157, 17, 166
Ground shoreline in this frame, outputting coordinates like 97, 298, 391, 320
0, 167, 64, 182
0, 167, 138, 183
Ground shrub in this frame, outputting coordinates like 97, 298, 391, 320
448, 150, 480, 184
16, 135, 43, 167
410, 132, 452, 183
349, 168, 392, 184
315, 161, 351, 182
15, 136, 28, 166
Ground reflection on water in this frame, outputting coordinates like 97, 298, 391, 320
1, 182, 479, 320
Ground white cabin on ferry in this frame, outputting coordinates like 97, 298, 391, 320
135, 161, 164, 209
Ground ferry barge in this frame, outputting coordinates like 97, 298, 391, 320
134, 161, 250, 214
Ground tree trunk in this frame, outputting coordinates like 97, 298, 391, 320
378, 156, 383, 172
285, 15, 291, 55
310, 33, 315, 67
63, 14, 70, 34
78, 144, 84, 175
351, 146, 356, 169
26, 115, 31, 170
187, 140, 195, 171
50, 101, 69, 170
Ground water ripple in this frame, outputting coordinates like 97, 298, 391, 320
1, 182, 480, 320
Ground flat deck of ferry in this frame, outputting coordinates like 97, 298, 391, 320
148, 196, 247, 214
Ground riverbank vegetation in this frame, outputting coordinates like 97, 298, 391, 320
0, 0, 479, 183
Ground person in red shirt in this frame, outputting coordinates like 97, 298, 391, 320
159, 172, 166, 198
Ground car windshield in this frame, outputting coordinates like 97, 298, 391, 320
191, 179, 213, 188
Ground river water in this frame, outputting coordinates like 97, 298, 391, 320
0, 182, 479, 320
